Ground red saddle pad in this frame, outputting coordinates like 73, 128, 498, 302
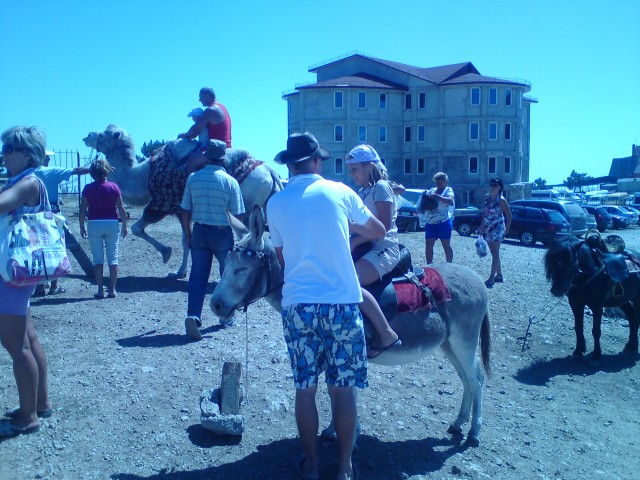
395, 267, 451, 314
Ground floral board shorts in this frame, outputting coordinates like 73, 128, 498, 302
281, 303, 369, 390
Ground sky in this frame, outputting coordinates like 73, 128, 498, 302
1, 0, 638, 185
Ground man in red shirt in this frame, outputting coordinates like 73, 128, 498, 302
179, 87, 232, 148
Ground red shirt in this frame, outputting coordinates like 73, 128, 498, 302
82, 180, 122, 220
206, 102, 232, 148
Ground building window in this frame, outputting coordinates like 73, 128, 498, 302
335, 157, 343, 175
404, 158, 412, 174
489, 122, 498, 141
488, 156, 497, 174
288, 100, 292, 116
505, 88, 512, 106
469, 156, 479, 174
505, 156, 511, 174
404, 126, 411, 143
505, 123, 512, 141
379, 125, 387, 143
471, 87, 480, 105
380, 158, 387, 168
358, 125, 367, 143
334, 91, 343, 109
358, 91, 366, 109
461, 190, 470, 207
418, 92, 426, 109
404, 93, 412, 110
417, 158, 425, 174
417, 125, 425, 142
489, 87, 497, 105
379, 93, 387, 110
519, 91, 523, 108
334, 125, 343, 142
469, 122, 479, 140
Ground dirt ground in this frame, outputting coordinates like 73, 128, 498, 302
1, 201, 638, 480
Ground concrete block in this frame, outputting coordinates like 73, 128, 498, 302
219, 361, 242, 415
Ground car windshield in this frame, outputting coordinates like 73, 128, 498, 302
402, 191, 423, 205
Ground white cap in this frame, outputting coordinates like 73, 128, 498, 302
345, 144, 387, 171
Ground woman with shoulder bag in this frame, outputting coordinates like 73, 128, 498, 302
419, 172, 455, 264
0, 126, 53, 438
478, 177, 512, 288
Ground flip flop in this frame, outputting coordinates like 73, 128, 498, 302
107, 292, 117, 298
0, 419, 40, 438
367, 338, 402, 359
48, 287, 66, 295
290, 455, 318, 480
94, 292, 105, 299
5, 407, 53, 419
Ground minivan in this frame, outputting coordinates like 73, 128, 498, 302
509, 199, 588, 237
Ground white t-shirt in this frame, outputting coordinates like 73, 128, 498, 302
267, 174, 372, 307
424, 185, 455, 224
358, 179, 398, 252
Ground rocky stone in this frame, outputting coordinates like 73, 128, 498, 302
200, 388, 245, 436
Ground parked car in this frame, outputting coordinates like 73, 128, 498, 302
509, 199, 588, 237
619, 205, 640, 225
581, 207, 598, 232
580, 205, 613, 232
453, 207, 482, 236
398, 188, 428, 228
453, 205, 571, 246
395, 194, 421, 232
601, 205, 637, 228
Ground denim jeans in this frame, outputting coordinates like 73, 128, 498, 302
187, 223, 234, 320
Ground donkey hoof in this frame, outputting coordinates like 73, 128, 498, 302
447, 425, 463, 437
167, 271, 186, 280
623, 343, 639, 354
464, 436, 480, 448
162, 247, 172, 264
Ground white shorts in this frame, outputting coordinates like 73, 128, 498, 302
360, 244, 400, 279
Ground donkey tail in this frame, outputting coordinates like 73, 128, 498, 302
480, 312, 491, 378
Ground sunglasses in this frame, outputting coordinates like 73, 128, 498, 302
1, 144, 25, 155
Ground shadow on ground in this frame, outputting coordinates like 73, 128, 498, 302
116, 324, 225, 349
514, 351, 639, 386
111, 431, 468, 480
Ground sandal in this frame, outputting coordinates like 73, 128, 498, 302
0, 419, 40, 438
94, 292, 105, 299
48, 287, 66, 295
290, 455, 319, 480
367, 338, 402, 359
5, 407, 53, 419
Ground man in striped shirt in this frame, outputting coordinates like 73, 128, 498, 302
180, 140, 245, 340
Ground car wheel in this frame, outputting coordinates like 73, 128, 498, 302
520, 231, 536, 246
407, 219, 418, 232
457, 222, 472, 237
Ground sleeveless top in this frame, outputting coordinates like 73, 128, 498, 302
206, 102, 232, 148
482, 194, 506, 242
2, 168, 46, 220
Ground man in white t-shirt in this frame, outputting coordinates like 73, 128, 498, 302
267, 132, 385, 480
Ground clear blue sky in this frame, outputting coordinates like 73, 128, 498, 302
1, 0, 638, 185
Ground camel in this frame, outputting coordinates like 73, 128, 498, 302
83, 125, 282, 278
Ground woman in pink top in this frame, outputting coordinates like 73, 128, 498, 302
79, 159, 127, 298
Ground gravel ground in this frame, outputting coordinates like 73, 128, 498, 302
1, 204, 638, 480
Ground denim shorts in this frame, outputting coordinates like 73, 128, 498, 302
281, 303, 368, 389
424, 219, 453, 240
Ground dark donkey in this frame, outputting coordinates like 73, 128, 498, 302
544, 235, 640, 360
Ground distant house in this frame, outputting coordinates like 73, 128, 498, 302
283, 51, 535, 206
609, 145, 640, 194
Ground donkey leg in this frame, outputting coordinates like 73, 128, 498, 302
568, 299, 587, 356
591, 308, 603, 361
620, 302, 639, 354
441, 339, 483, 446
131, 218, 172, 264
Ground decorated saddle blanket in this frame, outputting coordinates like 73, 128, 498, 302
395, 267, 451, 313
231, 157, 264, 184
146, 152, 188, 215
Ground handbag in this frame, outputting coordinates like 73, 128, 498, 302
420, 191, 439, 211
0, 179, 71, 286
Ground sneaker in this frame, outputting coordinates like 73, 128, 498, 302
184, 316, 202, 340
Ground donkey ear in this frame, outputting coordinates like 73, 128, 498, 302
227, 211, 248, 240
249, 206, 265, 241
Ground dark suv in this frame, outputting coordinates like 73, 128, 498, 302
581, 205, 613, 232
509, 199, 588, 237
454, 206, 570, 246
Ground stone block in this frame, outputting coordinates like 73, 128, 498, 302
200, 388, 245, 436
219, 361, 242, 415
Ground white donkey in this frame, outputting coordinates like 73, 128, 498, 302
83, 125, 282, 278
210, 207, 491, 446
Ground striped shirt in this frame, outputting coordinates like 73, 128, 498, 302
180, 164, 244, 225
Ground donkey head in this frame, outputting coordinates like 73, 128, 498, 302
544, 236, 582, 297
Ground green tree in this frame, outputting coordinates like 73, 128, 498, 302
532, 177, 547, 189
136, 139, 166, 162
564, 170, 593, 192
